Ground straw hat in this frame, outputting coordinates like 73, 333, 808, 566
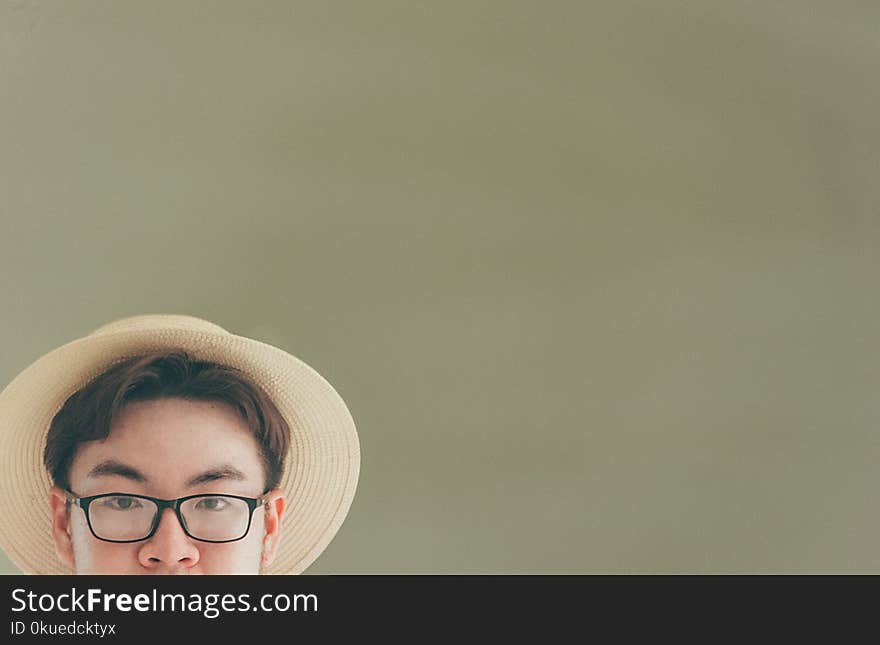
0, 314, 360, 574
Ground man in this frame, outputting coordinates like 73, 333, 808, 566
0, 314, 360, 575
46, 351, 289, 574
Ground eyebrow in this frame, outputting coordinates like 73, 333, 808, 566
84, 461, 248, 488
87, 460, 149, 483
185, 465, 248, 487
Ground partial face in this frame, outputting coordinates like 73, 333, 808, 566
49, 397, 284, 574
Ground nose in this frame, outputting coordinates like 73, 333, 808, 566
138, 508, 200, 572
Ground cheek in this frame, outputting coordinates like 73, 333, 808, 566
198, 526, 264, 574
69, 517, 141, 573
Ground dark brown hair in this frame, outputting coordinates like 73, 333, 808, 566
43, 350, 290, 491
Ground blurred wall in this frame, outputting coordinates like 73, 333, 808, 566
1, 1, 878, 573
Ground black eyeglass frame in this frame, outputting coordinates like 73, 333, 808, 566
64, 490, 270, 544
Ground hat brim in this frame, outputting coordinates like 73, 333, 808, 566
0, 317, 360, 574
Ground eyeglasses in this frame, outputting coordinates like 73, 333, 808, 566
64, 491, 270, 543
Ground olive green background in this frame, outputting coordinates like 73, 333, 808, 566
1, 1, 878, 574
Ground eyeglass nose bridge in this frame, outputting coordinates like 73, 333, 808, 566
148, 498, 188, 537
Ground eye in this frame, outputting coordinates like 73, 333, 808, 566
194, 497, 230, 512
101, 496, 143, 511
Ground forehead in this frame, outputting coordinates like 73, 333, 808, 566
67, 397, 265, 494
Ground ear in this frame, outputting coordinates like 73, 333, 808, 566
48, 486, 75, 569
260, 488, 286, 568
